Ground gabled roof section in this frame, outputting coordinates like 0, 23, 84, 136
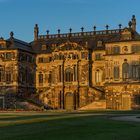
105, 28, 140, 43
7, 34, 34, 53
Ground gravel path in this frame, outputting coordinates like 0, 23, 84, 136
111, 115, 140, 122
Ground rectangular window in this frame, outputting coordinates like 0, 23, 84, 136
38, 57, 49, 63
81, 52, 85, 59
6, 71, 11, 83
38, 73, 43, 86
114, 67, 120, 80
132, 65, 136, 79
48, 72, 52, 83
38, 57, 43, 63
132, 65, 139, 80
134, 95, 140, 105
95, 54, 101, 60
43, 58, 48, 63
132, 46, 140, 53
113, 47, 120, 54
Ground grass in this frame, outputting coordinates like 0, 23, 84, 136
0, 111, 140, 140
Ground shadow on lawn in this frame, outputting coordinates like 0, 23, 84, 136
0, 110, 140, 122
0, 114, 66, 121
0, 114, 140, 140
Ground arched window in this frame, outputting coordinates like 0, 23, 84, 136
95, 69, 102, 84
38, 73, 43, 84
65, 68, 73, 82
114, 67, 120, 80
122, 60, 129, 81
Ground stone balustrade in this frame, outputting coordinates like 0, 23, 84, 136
38, 29, 122, 40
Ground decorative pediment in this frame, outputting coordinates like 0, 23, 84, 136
54, 41, 87, 52
0, 39, 7, 48
121, 28, 132, 40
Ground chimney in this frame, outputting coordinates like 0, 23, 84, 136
34, 24, 39, 41
131, 15, 136, 32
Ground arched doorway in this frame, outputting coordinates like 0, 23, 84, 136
122, 94, 131, 110
65, 92, 74, 110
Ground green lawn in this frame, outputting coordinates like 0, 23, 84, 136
0, 111, 140, 140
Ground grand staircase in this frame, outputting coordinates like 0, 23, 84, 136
79, 100, 106, 110
16, 100, 42, 111
79, 86, 106, 110
38, 87, 54, 109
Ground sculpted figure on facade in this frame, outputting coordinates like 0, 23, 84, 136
0, 15, 140, 110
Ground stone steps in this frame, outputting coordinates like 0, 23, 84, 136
79, 100, 106, 110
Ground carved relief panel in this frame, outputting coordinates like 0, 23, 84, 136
80, 63, 89, 83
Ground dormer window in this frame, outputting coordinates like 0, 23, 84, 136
95, 53, 102, 60
5, 52, 13, 60
121, 28, 132, 40
97, 41, 103, 47
41, 45, 46, 50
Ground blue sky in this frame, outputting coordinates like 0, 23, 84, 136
0, 0, 139, 42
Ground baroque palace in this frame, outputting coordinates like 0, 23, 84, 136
0, 15, 140, 110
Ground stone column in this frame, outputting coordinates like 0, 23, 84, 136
60, 65, 63, 82
59, 91, 62, 109
62, 61, 65, 109
74, 65, 77, 82
77, 61, 80, 107
75, 91, 79, 108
